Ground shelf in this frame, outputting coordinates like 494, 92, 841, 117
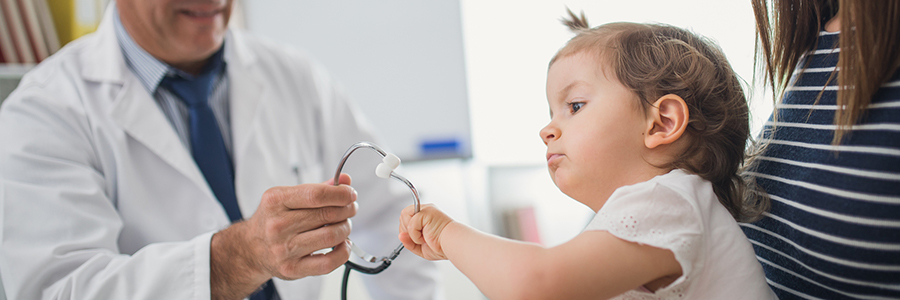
0, 64, 33, 103
0, 64, 34, 78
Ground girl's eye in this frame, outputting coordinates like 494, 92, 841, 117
568, 102, 585, 114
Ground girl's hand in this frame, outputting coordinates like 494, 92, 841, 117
398, 204, 453, 260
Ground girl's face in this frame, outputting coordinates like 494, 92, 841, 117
541, 52, 651, 211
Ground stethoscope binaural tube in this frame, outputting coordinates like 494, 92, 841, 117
331, 142, 421, 300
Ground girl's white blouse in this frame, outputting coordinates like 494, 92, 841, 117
584, 169, 776, 300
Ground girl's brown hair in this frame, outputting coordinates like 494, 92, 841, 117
553, 10, 767, 221
753, 0, 900, 144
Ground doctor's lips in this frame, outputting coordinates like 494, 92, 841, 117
177, 6, 225, 19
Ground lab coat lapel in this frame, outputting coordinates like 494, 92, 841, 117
226, 30, 267, 216
227, 31, 264, 163
90, 4, 217, 203
109, 79, 215, 203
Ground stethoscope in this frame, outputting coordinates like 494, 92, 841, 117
331, 142, 420, 300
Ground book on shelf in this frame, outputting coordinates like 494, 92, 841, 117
0, 0, 18, 63
1, 0, 36, 63
34, 0, 60, 54
18, 0, 51, 61
0, 0, 84, 65
47, 0, 106, 47
502, 206, 542, 245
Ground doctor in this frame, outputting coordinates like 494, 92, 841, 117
0, 0, 438, 299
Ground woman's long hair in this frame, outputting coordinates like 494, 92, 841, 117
752, 0, 900, 144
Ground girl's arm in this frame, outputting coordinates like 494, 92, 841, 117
399, 204, 682, 300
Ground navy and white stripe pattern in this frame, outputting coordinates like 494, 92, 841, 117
113, 12, 233, 156
742, 31, 900, 299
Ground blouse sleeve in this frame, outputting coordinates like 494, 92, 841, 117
584, 181, 705, 282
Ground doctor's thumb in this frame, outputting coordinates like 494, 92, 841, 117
324, 173, 352, 186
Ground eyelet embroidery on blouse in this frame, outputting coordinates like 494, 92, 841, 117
596, 212, 666, 240
595, 211, 690, 300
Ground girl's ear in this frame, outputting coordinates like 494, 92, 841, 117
644, 94, 689, 149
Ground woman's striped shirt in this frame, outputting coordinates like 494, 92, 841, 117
741, 31, 900, 300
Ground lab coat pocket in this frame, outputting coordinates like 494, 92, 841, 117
288, 137, 325, 184
293, 162, 324, 185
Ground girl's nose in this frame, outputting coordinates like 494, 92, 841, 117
540, 123, 559, 145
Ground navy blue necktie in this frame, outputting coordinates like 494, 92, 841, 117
159, 49, 277, 300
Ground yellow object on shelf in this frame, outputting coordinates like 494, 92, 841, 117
46, 0, 108, 46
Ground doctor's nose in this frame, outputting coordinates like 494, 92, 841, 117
540, 124, 559, 145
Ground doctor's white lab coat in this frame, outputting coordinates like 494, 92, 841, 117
0, 6, 438, 300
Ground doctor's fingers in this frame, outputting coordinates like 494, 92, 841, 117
281, 219, 353, 260
262, 184, 357, 211
323, 173, 352, 186
278, 201, 358, 234
277, 239, 352, 280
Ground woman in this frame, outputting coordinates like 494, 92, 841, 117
742, 1, 900, 299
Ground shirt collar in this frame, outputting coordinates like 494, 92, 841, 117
113, 10, 228, 93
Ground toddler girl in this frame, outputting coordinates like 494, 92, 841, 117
399, 11, 775, 299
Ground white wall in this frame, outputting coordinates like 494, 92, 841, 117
463, 0, 771, 167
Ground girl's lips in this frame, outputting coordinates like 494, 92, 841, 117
546, 153, 564, 164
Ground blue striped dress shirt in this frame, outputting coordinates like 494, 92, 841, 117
113, 12, 233, 156
742, 31, 900, 299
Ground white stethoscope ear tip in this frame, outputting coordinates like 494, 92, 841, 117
375, 163, 393, 179
382, 153, 400, 169
375, 153, 400, 179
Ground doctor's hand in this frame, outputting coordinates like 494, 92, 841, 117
210, 173, 358, 300
399, 204, 454, 261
